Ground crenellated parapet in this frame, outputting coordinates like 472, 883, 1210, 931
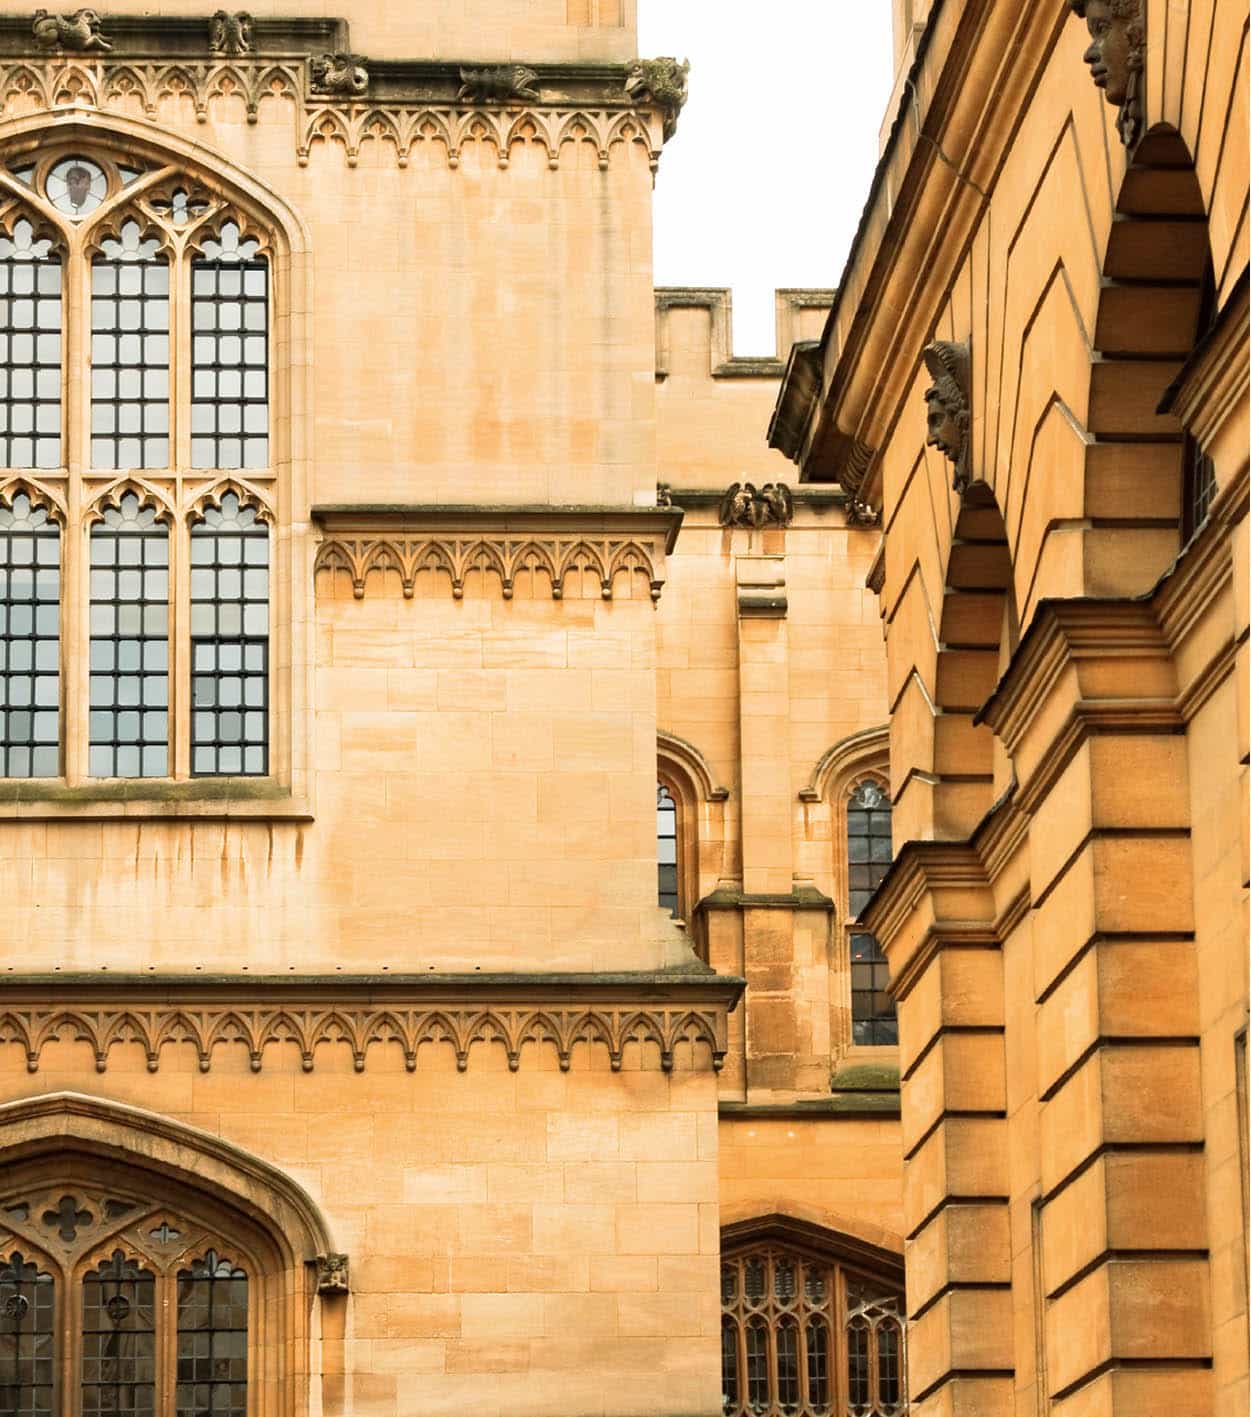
654, 287, 834, 381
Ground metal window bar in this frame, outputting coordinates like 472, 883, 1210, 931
657, 782, 679, 915
0, 1251, 54, 1417
191, 223, 268, 470
190, 493, 268, 775
0, 493, 59, 776
0, 220, 61, 471
90, 222, 170, 470
80, 1251, 156, 1417
88, 493, 168, 778
176, 1250, 247, 1417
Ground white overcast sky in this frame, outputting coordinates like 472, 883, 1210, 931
638, 2, 895, 355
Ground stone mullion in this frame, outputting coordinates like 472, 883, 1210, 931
896, 934, 1014, 1415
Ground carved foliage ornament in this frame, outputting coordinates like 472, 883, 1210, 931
922, 339, 971, 493
625, 56, 689, 142
209, 10, 253, 57
32, 8, 109, 51
310, 51, 368, 97
718, 481, 794, 529
457, 64, 540, 104
1068, 0, 1144, 147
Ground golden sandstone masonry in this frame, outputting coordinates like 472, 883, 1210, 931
0, 2, 1243, 1417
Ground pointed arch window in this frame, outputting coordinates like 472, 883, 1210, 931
0, 147, 279, 787
721, 1237, 907, 1417
657, 781, 679, 916
845, 780, 896, 1047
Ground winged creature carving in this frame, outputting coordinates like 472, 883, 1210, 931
32, 8, 111, 50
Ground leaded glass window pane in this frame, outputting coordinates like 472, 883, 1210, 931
657, 782, 678, 915
190, 493, 268, 775
746, 1320, 769, 1413
0, 1251, 54, 1417
90, 222, 170, 470
81, 1251, 155, 1417
0, 494, 59, 776
848, 780, 897, 1045
776, 1321, 799, 1412
805, 1319, 829, 1412
0, 220, 61, 471
176, 1250, 247, 1417
88, 493, 168, 778
721, 1316, 740, 1415
191, 223, 268, 470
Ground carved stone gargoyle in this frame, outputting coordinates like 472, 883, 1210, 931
310, 52, 369, 98
718, 481, 794, 529
32, 8, 110, 51
457, 64, 541, 104
625, 57, 690, 143
315, 1252, 349, 1295
1067, 0, 1144, 147
845, 498, 881, 529
922, 340, 971, 493
210, 10, 253, 56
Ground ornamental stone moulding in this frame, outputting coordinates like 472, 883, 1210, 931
0, 18, 686, 173
1068, 0, 1144, 148
922, 339, 971, 493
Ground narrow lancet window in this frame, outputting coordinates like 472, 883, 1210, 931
90, 221, 170, 470
0, 219, 61, 471
0, 492, 59, 776
88, 493, 168, 777
847, 780, 897, 1045
0, 1250, 54, 1416
657, 782, 678, 915
176, 1250, 247, 1417
80, 1251, 156, 1417
191, 223, 268, 470
190, 493, 268, 775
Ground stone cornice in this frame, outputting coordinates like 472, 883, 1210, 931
694, 886, 836, 916
311, 504, 682, 603
0, 971, 744, 1076
770, 0, 1071, 495
0, 25, 675, 172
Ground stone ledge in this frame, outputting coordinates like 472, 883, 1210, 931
720, 1095, 901, 1119
695, 885, 836, 914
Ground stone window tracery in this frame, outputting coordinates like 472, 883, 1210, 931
845, 779, 897, 1047
0, 143, 278, 785
0, 1182, 252, 1417
721, 1242, 907, 1417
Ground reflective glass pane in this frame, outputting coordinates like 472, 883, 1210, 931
0, 493, 58, 776
0, 223, 61, 469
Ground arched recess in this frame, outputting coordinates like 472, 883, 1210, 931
657, 730, 732, 951
932, 482, 1017, 838
1076, 123, 1214, 598
0, 1091, 337, 1414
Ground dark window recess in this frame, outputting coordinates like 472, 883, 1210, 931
0, 219, 62, 471
848, 780, 897, 1046
0, 1250, 55, 1417
80, 1251, 156, 1417
88, 493, 168, 778
191, 223, 268, 471
657, 781, 679, 916
190, 493, 268, 776
176, 1250, 247, 1417
90, 221, 170, 471
0, 493, 59, 777
1183, 261, 1219, 540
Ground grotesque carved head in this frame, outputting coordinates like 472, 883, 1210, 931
922, 340, 971, 492
1068, 0, 1145, 145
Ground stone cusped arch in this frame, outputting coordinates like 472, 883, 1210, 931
657, 729, 733, 946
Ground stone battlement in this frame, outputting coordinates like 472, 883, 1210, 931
654, 287, 834, 381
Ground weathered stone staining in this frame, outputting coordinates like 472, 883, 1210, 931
31, 7, 110, 51
921, 339, 971, 492
457, 63, 541, 104
209, 9, 254, 57
625, 56, 690, 141
310, 50, 369, 97
718, 481, 794, 528
1068, 0, 1145, 147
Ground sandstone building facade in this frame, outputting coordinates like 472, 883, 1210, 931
772, 1, 1249, 1414
0, 4, 914, 1417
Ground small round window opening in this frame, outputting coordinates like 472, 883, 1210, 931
46, 156, 107, 218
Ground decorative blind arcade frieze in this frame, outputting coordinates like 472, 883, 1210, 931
0, 24, 684, 173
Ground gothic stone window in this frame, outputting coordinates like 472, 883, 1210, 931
846, 780, 897, 1046
721, 1239, 907, 1417
0, 1181, 253, 1417
0, 148, 275, 782
657, 780, 679, 916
